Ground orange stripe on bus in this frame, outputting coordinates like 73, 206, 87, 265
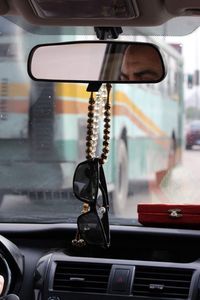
55, 99, 169, 149
55, 84, 165, 136
114, 91, 165, 136
55, 99, 163, 139
55, 100, 88, 114
113, 104, 154, 137
55, 83, 90, 100
0, 84, 30, 97
0, 100, 29, 113
55, 98, 159, 138
10, 84, 30, 97
114, 104, 169, 149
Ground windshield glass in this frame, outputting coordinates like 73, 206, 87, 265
0, 16, 200, 225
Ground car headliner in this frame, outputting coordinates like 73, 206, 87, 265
2, 0, 200, 36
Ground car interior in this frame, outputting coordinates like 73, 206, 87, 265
1, 1, 200, 300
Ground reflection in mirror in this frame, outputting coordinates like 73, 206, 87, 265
120, 44, 164, 81
28, 41, 166, 83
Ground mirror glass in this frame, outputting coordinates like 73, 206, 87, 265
28, 41, 166, 83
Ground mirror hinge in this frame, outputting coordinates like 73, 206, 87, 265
94, 27, 123, 40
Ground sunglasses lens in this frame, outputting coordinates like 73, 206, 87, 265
78, 212, 106, 247
73, 161, 98, 202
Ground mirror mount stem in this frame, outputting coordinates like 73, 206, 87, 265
87, 82, 102, 92
88, 27, 123, 92
94, 27, 123, 40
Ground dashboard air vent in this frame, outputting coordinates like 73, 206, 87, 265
53, 261, 111, 293
132, 266, 193, 299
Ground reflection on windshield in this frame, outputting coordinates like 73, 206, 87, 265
0, 16, 200, 225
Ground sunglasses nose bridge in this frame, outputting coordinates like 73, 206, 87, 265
89, 201, 96, 210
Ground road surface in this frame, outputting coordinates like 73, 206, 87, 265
123, 148, 200, 219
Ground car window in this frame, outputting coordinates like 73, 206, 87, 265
0, 15, 200, 226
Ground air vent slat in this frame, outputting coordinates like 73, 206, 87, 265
54, 287, 107, 291
55, 273, 109, 279
132, 266, 193, 299
136, 271, 191, 279
134, 278, 191, 285
134, 284, 190, 291
134, 291, 190, 298
53, 261, 111, 294
53, 285, 107, 292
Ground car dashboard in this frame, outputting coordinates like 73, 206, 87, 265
1, 223, 200, 300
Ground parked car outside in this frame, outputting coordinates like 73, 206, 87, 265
186, 120, 200, 149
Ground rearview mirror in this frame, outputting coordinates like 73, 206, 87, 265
28, 41, 166, 83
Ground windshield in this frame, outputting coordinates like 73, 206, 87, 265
0, 15, 200, 225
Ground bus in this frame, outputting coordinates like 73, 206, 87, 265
0, 17, 184, 216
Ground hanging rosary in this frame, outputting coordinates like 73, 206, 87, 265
86, 83, 112, 163
72, 83, 112, 247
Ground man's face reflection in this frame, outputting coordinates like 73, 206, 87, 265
120, 44, 163, 82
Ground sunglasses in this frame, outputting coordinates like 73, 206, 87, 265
73, 158, 110, 248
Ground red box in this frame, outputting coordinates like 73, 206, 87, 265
137, 204, 200, 228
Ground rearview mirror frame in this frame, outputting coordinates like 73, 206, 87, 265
28, 40, 167, 84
